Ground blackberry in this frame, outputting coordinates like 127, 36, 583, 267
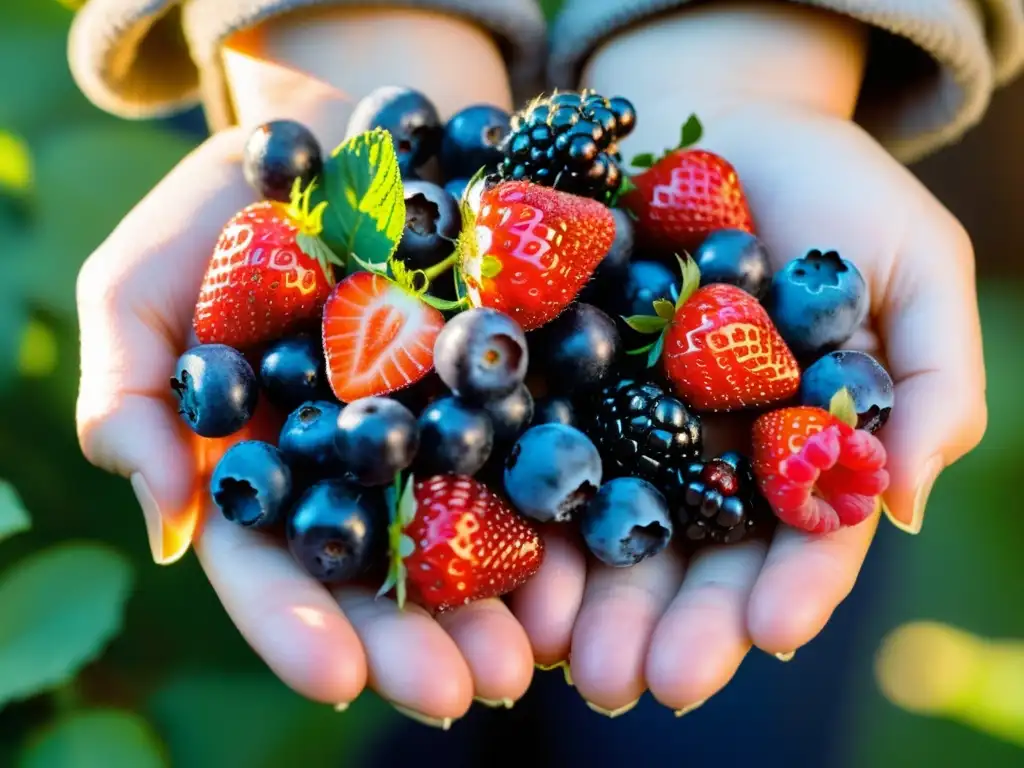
586, 378, 702, 483
499, 90, 636, 201
665, 452, 771, 545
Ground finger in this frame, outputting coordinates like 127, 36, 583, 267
508, 525, 587, 666
879, 214, 986, 533
435, 599, 534, 706
747, 512, 878, 655
76, 129, 253, 562
646, 541, 767, 711
193, 507, 367, 705
569, 549, 685, 715
332, 589, 474, 724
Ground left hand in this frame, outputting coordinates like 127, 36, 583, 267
508, 4, 987, 716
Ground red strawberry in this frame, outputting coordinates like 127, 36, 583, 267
622, 115, 754, 253
322, 271, 445, 403
751, 392, 889, 534
193, 182, 341, 348
457, 180, 615, 331
625, 257, 799, 411
379, 475, 544, 613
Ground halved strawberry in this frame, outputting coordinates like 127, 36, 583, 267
379, 474, 544, 613
751, 390, 889, 534
322, 271, 445, 403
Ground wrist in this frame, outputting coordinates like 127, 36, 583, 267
222, 7, 512, 142
580, 1, 868, 154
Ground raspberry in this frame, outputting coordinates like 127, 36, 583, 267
498, 90, 636, 202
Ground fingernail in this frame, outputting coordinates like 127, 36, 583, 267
474, 697, 515, 709
333, 702, 349, 713
908, 457, 943, 535
390, 703, 455, 730
131, 473, 166, 564
535, 660, 573, 686
774, 651, 796, 662
585, 698, 640, 718
674, 699, 706, 717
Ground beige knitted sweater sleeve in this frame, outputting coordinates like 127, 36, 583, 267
68, 0, 1023, 163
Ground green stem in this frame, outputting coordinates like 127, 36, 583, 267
422, 252, 459, 283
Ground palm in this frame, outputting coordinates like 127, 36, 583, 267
506, 104, 984, 713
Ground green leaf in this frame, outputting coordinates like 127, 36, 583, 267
676, 253, 702, 307
418, 293, 469, 312
148, 671, 393, 768
0, 130, 32, 196
0, 479, 30, 544
829, 387, 859, 429
320, 129, 405, 268
678, 114, 704, 149
0, 542, 133, 707
646, 332, 666, 368
18, 710, 166, 768
622, 314, 668, 335
630, 153, 656, 169
626, 342, 656, 357
652, 299, 676, 321
397, 475, 416, 526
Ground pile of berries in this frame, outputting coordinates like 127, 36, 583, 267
173, 85, 896, 615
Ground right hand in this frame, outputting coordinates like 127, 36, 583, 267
76, 10, 536, 726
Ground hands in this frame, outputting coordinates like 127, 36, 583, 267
75, 2, 987, 728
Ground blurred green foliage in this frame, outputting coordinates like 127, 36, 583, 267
0, 1, 394, 765
0, 0, 1020, 766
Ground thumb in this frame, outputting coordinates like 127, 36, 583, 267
878, 213, 987, 534
76, 130, 254, 563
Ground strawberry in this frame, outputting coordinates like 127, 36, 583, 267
625, 256, 799, 411
457, 180, 615, 331
379, 475, 544, 613
321, 270, 445, 403
623, 115, 755, 254
751, 390, 889, 534
194, 180, 342, 349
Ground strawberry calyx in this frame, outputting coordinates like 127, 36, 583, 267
452, 167, 493, 310
377, 473, 418, 610
623, 254, 701, 367
629, 114, 704, 170
288, 177, 345, 284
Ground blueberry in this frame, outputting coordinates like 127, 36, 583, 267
581, 478, 673, 567
535, 303, 620, 393
694, 229, 772, 300
800, 350, 894, 433
504, 424, 602, 523
243, 120, 323, 202
769, 249, 869, 357
171, 344, 258, 438
287, 479, 388, 583
532, 397, 576, 427
444, 178, 471, 201
433, 308, 528, 403
416, 397, 494, 475
335, 397, 419, 486
482, 383, 534, 443
607, 259, 680, 318
279, 401, 343, 472
260, 336, 326, 410
210, 441, 292, 528
346, 86, 442, 178
440, 105, 511, 180
395, 180, 461, 270
580, 208, 634, 304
